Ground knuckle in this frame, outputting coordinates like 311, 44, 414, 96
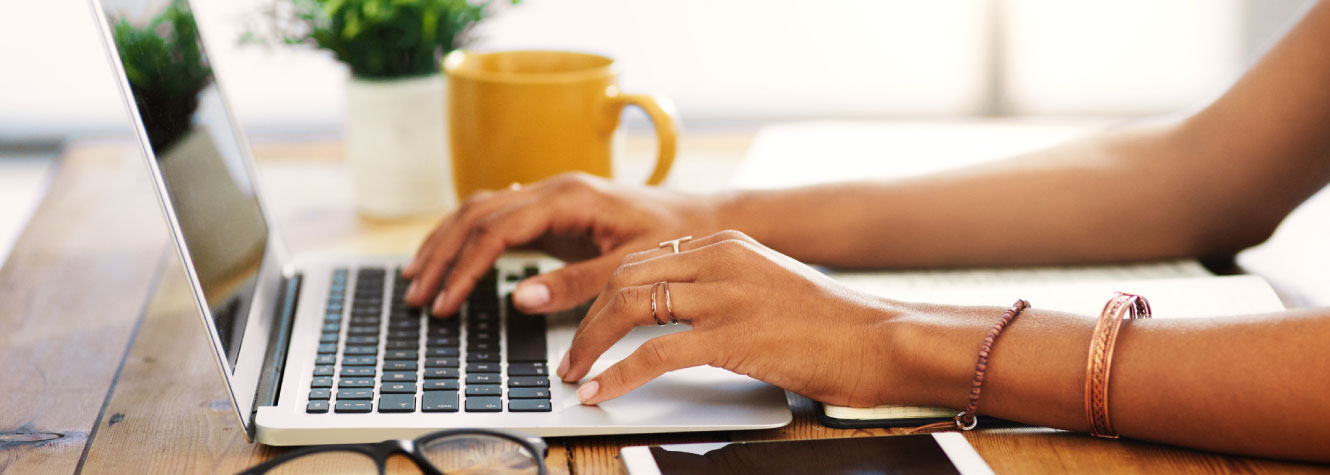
713, 229, 750, 242
641, 339, 672, 367
623, 249, 654, 265
612, 287, 635, 312
458, 191, 492, 213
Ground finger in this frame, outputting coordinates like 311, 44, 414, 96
584, 239, 738, 320
429, 196, 576, 316
617, 229, 752, 266
575, 332, 713, 405
561, 282, 715, 382
404, 191, 508, 305
511, 252, 624, 314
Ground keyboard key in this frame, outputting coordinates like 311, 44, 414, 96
317, 344, 337, 354
388, 330, 420, 340
425, 337, 458, 347
422, 368, 458, 379
309, 388, 332, 400
349, 316, 381, 325
311, 377, 333, 388
346, 335, 379, 345
347, 326, 379, 335
508, 388, 550, 399
468, 332, 498, 343
386, 340, 417, 350
343, 356, 376, 366
385, 350, 418, 360
467, 362, 500, 373
426, 347, 459, 357
465, 385, 501, 396
388, 320, 420, 329
425, 357, 460, 368
508, 363, 548, 376
382, 371, 417, 382
306, 400, 330, 413
422, 379, 459, 391
378, 394, 415, 413
337, 388, 374, 400
313, 365, 334, 377
315, 354, 336, 365
343, 346, 378, 356
341, 367, 375, 377
319, 332, 339, 344
508, 376, 550, 388
322, 323, 341, 333
422, 391, 459, 412
508, 399, 552, 412
324, 314, 342, 323
465, 397, 503, 412
467, 341, 497, 352
382, 383, 416, 394
339, 378, 374, 388
335, 400, 372, 413
467, 352, 499, 362
383, 360, 418, 371
466, 373, 501, 384
507, 299, 548, 362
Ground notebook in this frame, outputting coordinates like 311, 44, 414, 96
819, 261, 1286, 427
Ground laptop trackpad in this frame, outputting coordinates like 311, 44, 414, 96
546, 317, 791, 426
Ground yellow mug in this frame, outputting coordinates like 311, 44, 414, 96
444, 50, 678, 200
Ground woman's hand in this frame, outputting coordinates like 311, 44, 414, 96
403, 173, 722, 317
558, 230, 908, 407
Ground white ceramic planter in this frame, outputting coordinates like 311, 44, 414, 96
345, 73, 456, 218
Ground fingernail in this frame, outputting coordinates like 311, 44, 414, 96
431, 291, 447, 314
514, 281, 551, 309
576, 380, 600, 404
557, 352, 570, 379
406, 282, 419, 300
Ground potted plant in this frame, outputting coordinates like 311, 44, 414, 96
245, 0, 505, 218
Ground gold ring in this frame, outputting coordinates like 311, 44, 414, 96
658, 235, 693, 254
663, 282, 678, 324
650, 282, 668, 326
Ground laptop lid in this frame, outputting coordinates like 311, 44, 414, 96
89, 0, 290, 437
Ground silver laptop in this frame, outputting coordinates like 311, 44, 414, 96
89, 0, 790, 445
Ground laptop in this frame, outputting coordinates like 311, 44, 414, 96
89, 0, 790, 445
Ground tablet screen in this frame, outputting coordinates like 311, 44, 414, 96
636, 434, 989, 475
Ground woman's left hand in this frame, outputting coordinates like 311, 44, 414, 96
557, 230, 909, 407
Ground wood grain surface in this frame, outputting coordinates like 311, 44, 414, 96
2, 136, 1327, 474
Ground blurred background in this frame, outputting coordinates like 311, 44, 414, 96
0, 0, 1317, 264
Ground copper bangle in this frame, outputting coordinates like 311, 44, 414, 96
1084, 292, 1151, 438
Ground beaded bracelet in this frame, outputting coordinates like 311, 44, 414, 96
910, 299, 1031, 433
1084, 292, 1151, 438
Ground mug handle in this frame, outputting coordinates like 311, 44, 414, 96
606, 88, 678, 185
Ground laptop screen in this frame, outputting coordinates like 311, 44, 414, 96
100, 0, 268, 371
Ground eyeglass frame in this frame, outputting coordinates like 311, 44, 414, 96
237, 428, 549, 475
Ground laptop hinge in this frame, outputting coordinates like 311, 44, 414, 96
251, 272, 302, 434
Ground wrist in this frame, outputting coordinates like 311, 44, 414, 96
706, 189, 774, 242
883, 302, 994, 408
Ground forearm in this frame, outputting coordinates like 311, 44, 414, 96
889, 303, 1330, 462
714, 124, 1264, 268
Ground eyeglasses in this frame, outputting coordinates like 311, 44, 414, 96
238, 428, 548, 475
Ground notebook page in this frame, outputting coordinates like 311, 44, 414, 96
823, 272, 1284, 421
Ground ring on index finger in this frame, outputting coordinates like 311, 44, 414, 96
659, 235, 693, 254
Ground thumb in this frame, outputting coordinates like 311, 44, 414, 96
512, 253, 622, 313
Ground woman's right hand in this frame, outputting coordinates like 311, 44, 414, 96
402, 172, 724, 317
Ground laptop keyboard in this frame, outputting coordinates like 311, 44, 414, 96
305, 265, 551, 414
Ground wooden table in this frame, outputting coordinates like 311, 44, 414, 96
3, 134, 1327, 474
